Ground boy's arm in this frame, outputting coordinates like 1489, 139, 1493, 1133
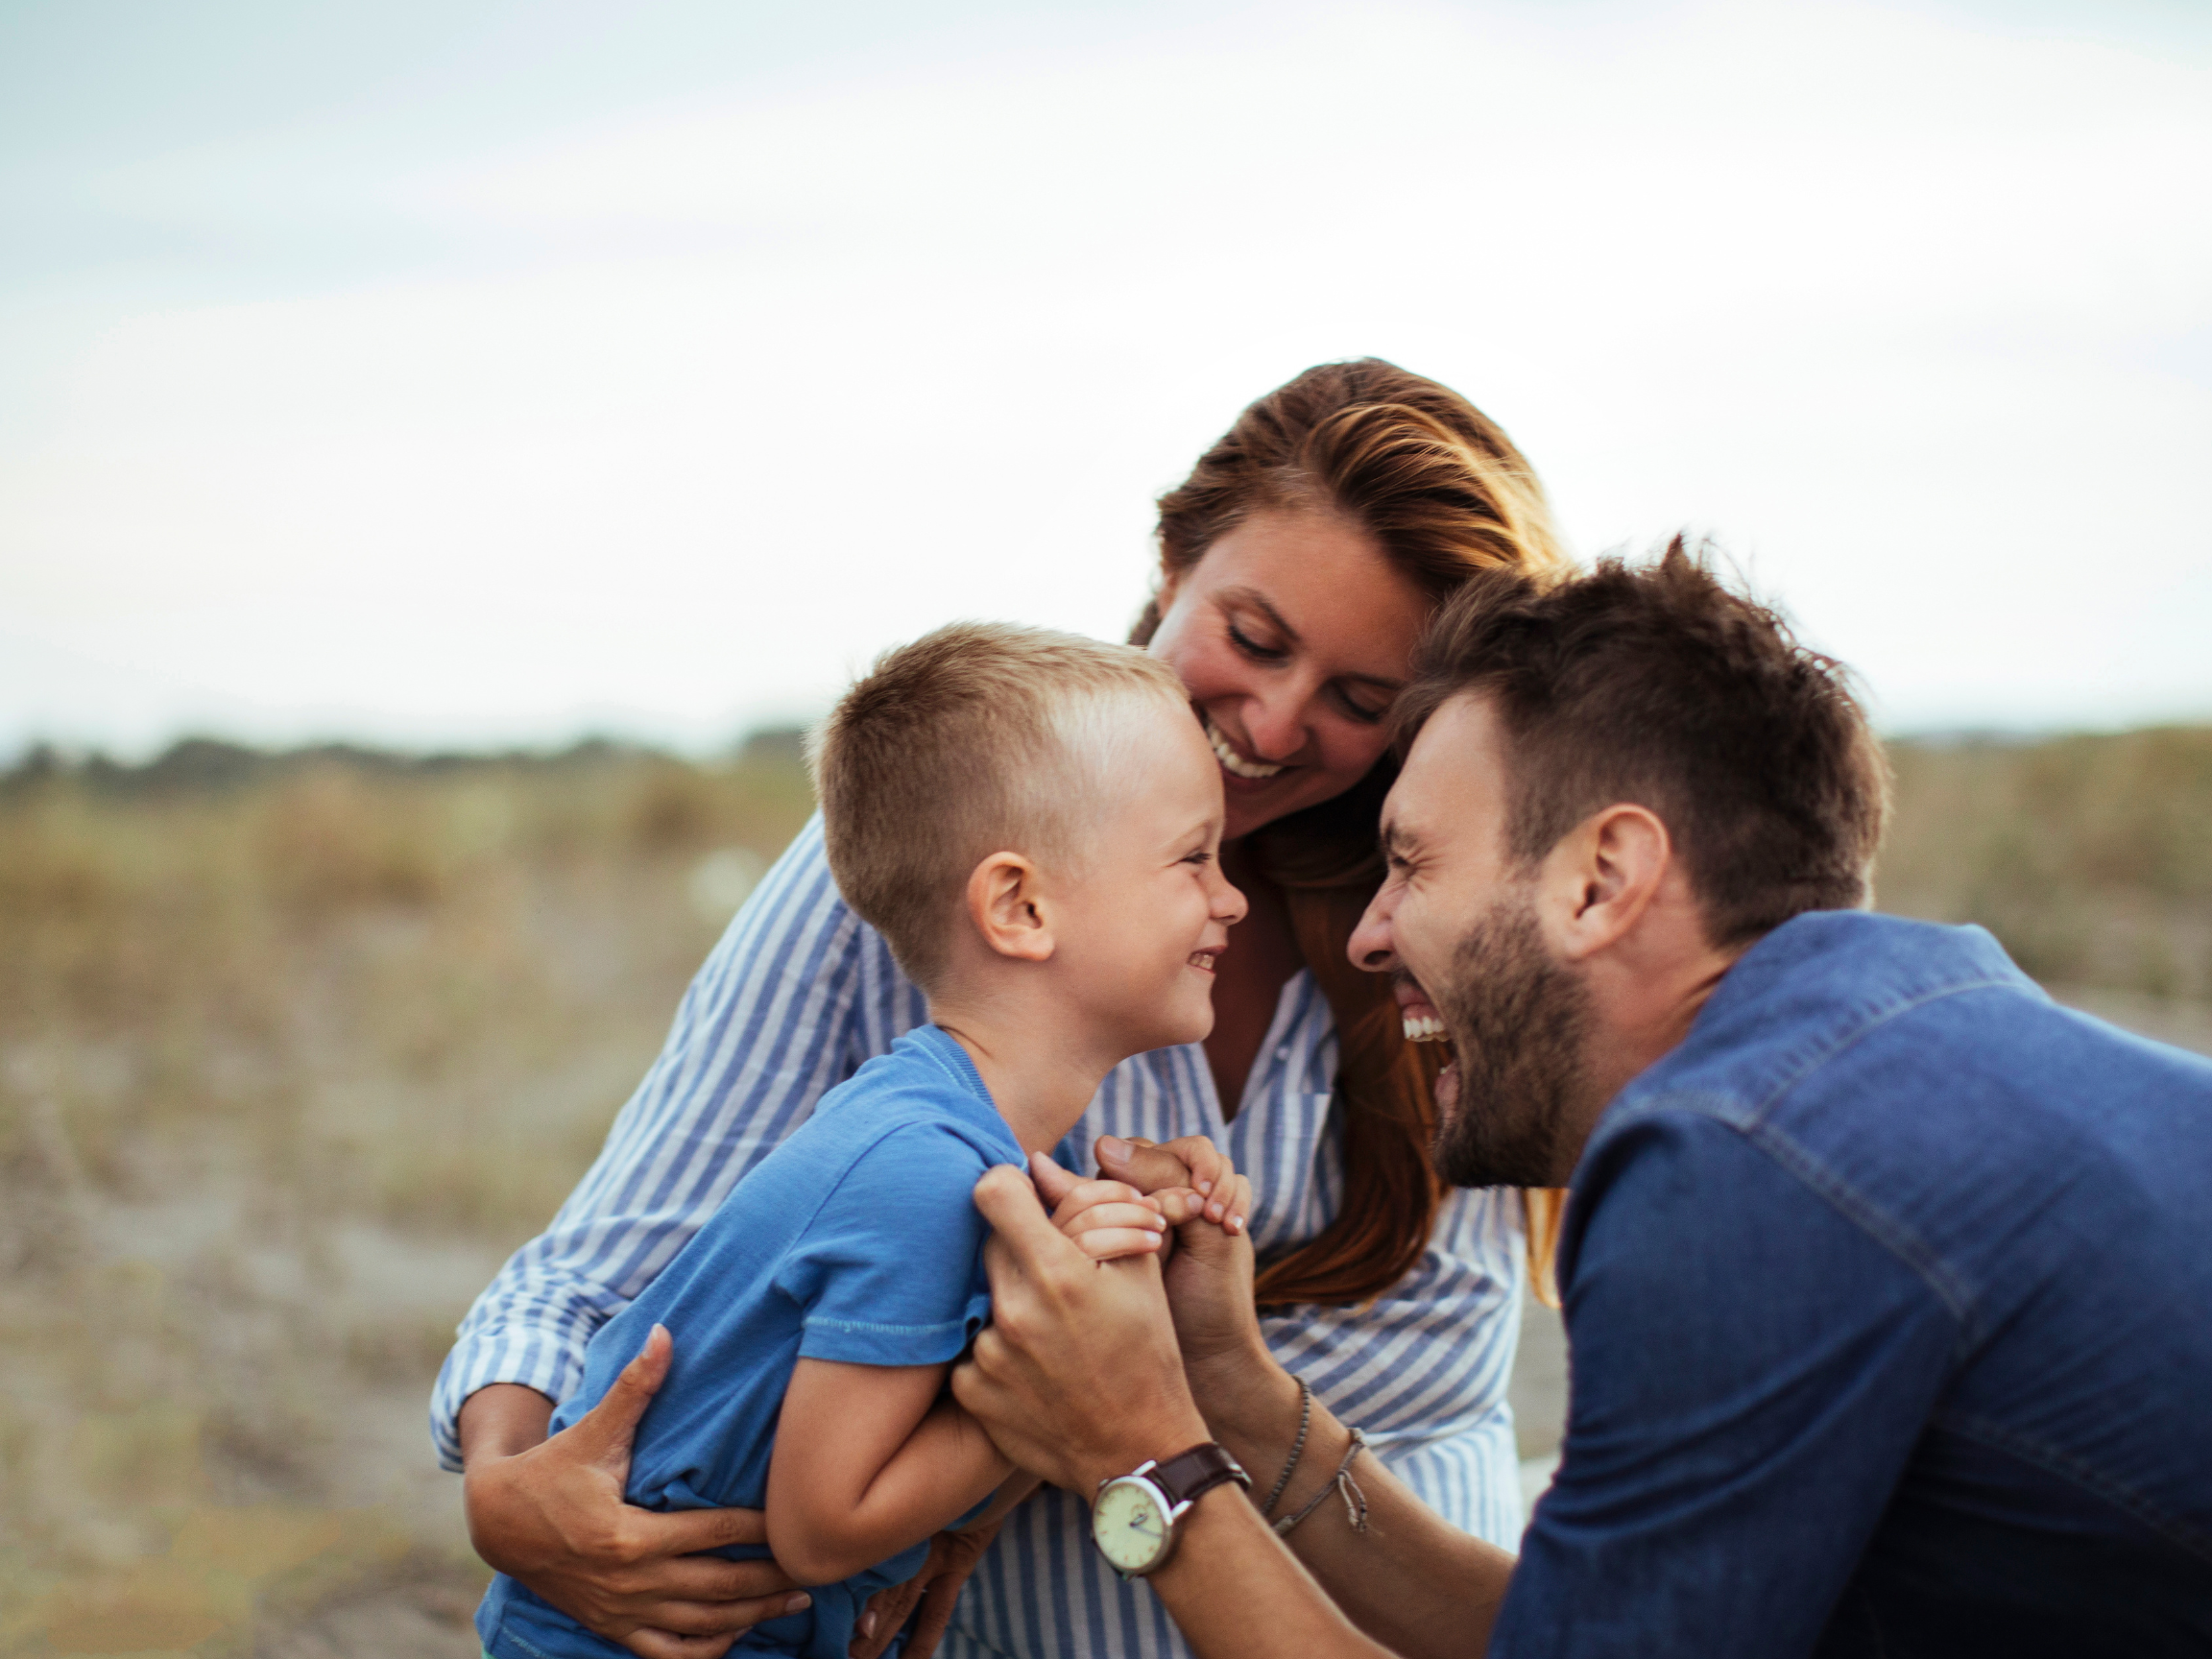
767, 1359, 1013, 1588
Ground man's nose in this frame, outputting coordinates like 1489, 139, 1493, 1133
1347, 898, 1395, 973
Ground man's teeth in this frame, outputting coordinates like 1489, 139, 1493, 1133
1204, 717, 1285, 780
1403, 1014, 1449, 1043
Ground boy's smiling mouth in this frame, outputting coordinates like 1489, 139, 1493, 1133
1203, 713, 1286, 781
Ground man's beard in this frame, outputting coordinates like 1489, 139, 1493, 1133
1428, 896, 1592, 1189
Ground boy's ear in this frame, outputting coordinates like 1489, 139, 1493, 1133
967, 852, 1055, 963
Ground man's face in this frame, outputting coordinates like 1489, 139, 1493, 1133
1348, 692, 1592, 1189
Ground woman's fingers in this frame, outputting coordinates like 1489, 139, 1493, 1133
643, 1503, 781, 1561
1221, 1174, 1254, 1236
627, 1551, 798, 1603
628, 1589, 814, 1638
619, 1628, 741, 1659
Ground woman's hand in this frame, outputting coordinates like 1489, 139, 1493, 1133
1094, 1137, 1274, 1424
460, 1327, 811, 1659
847, 1511, 1010, 1659
1095, 1134, 1251, 1234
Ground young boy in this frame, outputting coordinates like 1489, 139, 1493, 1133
475, 623, 1252, 1659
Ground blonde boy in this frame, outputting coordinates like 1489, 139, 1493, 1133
475, 624, 1250, 1659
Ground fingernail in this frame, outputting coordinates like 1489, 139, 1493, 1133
1098, 1135, 1129, 1162
1196, 1178, 1213, 1193
855, 1608, 872, 1632
791, 1594, 814, 1613
1230, 1216, 1244, 1234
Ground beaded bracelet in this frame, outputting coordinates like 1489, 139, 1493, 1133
1259, 1377, 1313, 1518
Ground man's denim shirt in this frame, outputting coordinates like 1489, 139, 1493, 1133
1494, 911, 2212, 1657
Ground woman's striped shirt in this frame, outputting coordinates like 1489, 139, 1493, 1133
433, 819, 1527, 1659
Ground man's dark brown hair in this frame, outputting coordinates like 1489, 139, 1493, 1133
1396, 537, 1891, 947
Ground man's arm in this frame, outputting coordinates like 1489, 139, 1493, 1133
1494, 1115, 1954, 1657
1092, 1140, 1516, 1658
954, 1166, 1513, 1659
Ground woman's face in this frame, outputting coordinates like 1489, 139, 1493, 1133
1147, 506, 1431, 842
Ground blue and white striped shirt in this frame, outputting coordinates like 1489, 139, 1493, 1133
434, 818, 1527, 1659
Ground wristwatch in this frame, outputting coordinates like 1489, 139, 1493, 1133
1091, 1442, 1251, 1578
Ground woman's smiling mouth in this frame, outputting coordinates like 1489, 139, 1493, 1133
1203, 713, 1286, 781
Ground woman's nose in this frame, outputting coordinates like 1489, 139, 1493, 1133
1241, 689, 1307, 762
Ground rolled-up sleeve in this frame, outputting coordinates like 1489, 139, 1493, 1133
429, 817, 925, 1470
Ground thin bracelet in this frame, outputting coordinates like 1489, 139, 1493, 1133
1259, 1377, 1312, 1517
1273, 1427, 1369, 1538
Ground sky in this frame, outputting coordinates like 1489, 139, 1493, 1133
3, 0, 2208, 758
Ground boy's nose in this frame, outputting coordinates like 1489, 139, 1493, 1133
1215, 875, 1250, 926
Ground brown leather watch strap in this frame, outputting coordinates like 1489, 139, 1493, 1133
1149, 1442, 1252, 1508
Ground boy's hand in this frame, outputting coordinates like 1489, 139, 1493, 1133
1095, 1134, 1252, 1236
1028, 1151, 1170, 1262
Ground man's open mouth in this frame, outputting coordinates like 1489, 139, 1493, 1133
1392, 976, 1450, 1044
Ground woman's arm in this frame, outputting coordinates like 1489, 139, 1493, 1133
768, 1360, 1013, 1587
436, 824, 917, 1651
461, 1334, 810, 1659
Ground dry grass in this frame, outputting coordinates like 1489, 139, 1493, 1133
0, 737, 811, 1657
1881, 725, 2212, 999
1, 721, 2205, 1655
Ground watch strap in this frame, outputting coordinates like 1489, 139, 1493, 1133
1148, 1442, 1251, 1509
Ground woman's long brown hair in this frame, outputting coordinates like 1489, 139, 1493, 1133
1135, 359, 1572, 1310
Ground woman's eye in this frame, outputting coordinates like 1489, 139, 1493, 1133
1225, 619, 1286, 661
1336, 686, 1390, 725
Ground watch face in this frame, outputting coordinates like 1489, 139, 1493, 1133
1093, 1478, 1171, 1575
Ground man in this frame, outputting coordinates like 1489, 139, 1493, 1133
953, 543, 2212, 1657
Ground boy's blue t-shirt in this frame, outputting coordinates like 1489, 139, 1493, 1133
477, 1025, 1025, 1659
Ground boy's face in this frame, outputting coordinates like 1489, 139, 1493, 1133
1051, 700, 1247, 1055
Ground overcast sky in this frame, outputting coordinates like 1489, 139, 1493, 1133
4, 0, 2208, 758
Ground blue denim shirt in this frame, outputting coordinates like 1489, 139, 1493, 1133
1494, 911, 2212, 1656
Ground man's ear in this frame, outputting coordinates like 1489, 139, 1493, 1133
967, 851, 1056, 963
1540, 805, 1671, 963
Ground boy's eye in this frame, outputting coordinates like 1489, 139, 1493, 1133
1182, 850, 1214, 866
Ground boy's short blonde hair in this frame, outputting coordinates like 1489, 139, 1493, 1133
811, 622, 1190, 988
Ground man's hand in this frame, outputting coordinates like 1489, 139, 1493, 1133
460, 1327, 810, 1659
954, 1166, 1210, 1495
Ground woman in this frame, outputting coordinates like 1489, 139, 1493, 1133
436, 359, 1571, 1659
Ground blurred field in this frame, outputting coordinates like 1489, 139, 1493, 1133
3, 723, 2209, 1655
